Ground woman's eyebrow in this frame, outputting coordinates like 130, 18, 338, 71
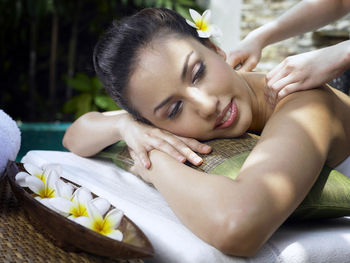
154, 95, 174, 114
181, 50, 194, 81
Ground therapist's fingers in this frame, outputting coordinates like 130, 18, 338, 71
239, 56, 258, 72
276, 83, 300, 102
227, 52, 245, 70
269, 74, 297, 103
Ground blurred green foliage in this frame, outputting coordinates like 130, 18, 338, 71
63, 73, 121, 119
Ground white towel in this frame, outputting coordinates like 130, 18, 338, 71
0, 109, 21, 175
22, 150, 350, 263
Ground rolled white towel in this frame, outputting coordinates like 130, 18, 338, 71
0, 109, 21, 175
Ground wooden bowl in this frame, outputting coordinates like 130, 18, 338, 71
5, 161, 154, 259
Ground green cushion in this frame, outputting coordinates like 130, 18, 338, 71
95, 133, 350, 221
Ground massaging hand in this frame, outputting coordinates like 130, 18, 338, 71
265, 44, 347, 106
226, 32, 263, 71
120, 116, 211, 169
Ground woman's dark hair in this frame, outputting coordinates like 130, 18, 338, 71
93, 8, 205, 124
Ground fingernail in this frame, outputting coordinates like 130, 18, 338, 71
194, 156, 202, 165
203, 145, 211, 152
143, 160, 150, 168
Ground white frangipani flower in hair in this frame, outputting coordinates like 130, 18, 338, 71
186, 9, 222, 38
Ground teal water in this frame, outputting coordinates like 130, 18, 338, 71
17, 122, 71, 161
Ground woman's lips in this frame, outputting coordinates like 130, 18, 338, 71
214, 100, 238, 129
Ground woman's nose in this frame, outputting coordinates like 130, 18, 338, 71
186, 87, 218, 118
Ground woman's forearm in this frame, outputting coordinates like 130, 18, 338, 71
63, 110, 129, 157
252, 0, 350, 48
144, 149, 308, 256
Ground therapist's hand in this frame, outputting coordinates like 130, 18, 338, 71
265, 43, 349, 106
227, 33, 264, 71
120, 116, 211, 169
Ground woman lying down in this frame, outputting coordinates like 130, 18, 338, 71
63, 8, 350, 257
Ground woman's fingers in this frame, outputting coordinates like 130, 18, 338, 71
147, 136, 187, 163
176, 136, 211, 154
131, 145, 151, 169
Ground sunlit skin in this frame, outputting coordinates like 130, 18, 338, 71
128, 36, 272, 140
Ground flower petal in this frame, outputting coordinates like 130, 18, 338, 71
55, 179, 74, 199
25, 175, 45, 194
43, 163, 62, 175
105, 208, 124, 229
201, 9, 211, 24
49, 197, 74, 213
189, 8, 202, 23
185, 19, 197, 29
15, 172, 30, 187
38, 197, 59, 212
45, 170, 59, 189
197, 30, 211, 38
74, 216, 91, 228
107, 229, 123, 241
74, 187, 92, 205
23, 163, 43, 177
91, 197, 110, 216
86, 201, 103, 222
209, 25, 223, 38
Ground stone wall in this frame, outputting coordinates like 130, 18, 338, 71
240, 0, 350, 72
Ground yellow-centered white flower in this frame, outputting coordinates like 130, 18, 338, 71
49, 187, 96, 218
75, 201, 124, 241
16, 163, 61, 199
186, 9, 222, 38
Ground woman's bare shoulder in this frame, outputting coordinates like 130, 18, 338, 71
267, 85, 350, 166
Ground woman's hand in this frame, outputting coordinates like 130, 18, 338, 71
120, 115, 211, 169
265, 41, 350, 106
226, 32, 264, 72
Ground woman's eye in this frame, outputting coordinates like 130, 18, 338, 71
168, 101, 183, 119
192, 61, 206, 85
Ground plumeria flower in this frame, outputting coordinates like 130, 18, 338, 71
186, 9, 222, 38
75, 201, 124, 241
15, 163, 71, 211
20, 163, 61, 185
49, 187, 110, 220
16, 163, 61, 199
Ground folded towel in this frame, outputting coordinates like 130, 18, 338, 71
0, 110, 21, 175
22, 150, 350, 263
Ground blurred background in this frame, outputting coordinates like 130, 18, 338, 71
0, 0, 349, 159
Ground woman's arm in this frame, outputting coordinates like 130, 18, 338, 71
63, 110, 211, 167
63, 110, 128, 157
131, 88, 338, 256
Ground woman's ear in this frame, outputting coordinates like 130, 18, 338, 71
205, 40, 227, 60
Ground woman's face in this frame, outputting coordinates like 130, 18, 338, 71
127, 36, 254, 140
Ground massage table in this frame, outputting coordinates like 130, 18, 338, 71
20, 150, 350, 263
